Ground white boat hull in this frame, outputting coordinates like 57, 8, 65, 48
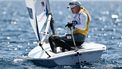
27, 42, 106, 67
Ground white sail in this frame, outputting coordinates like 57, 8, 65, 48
25, 0, 51, 40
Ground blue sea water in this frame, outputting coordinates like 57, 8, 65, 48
0, 1, 122, 69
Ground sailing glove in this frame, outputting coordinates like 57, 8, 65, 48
65, 22, 73, 28
65, 20, 78, 28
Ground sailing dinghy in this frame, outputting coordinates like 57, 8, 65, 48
25, 0, 106, 67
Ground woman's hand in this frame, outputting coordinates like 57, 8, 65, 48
65, 22, 73, 28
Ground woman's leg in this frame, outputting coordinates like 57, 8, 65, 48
48, 36, 57, 53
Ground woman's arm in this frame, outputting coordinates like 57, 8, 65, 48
82, 7, 91, 26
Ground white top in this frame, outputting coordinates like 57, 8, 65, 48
73, 13, 87, 30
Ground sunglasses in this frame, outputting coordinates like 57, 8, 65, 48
69, 2, 76, 5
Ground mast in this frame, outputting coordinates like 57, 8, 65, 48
45, 0, 55, 35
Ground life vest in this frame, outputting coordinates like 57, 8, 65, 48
73, 8, 91, 36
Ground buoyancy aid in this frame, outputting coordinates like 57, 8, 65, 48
73, 7, 91, 36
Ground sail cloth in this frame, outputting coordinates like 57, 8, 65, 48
25, 0, 51, 41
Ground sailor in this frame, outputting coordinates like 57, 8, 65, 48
49, 0, 91, 53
